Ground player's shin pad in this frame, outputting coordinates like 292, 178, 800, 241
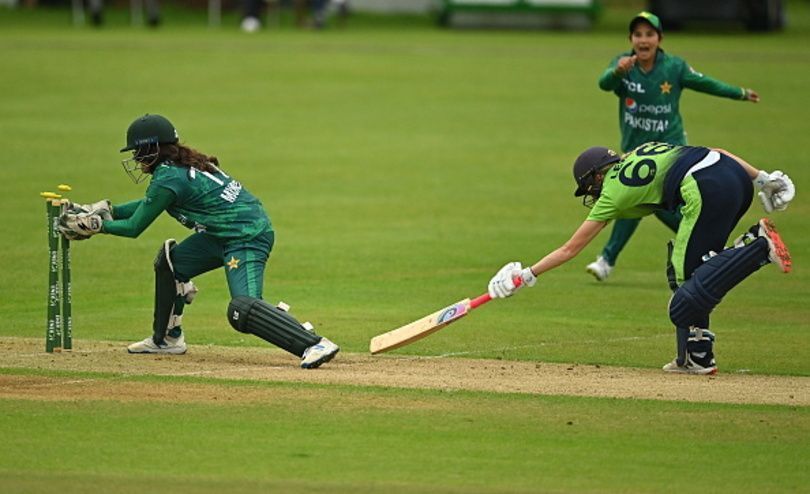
227, 296, 321, 357
153, 240, 178, 343
153, 239, 198, 343
669, 240, 768, 327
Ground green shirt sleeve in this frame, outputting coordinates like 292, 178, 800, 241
680, 61, 746, 100
111, 199, 143, 220
598, 55, 624, 92
102, 187, 176, 238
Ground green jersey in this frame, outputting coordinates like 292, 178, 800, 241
587, 143, 710, 222
147, 161, 271, 240
598, 49, 747, 152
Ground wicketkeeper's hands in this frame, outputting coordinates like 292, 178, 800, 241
67, 199, 113, 221
58, 211, 103, 241
754, 170, 795, 213
487, 261, 537, 299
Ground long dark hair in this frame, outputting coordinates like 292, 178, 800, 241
145, 143, 220, 174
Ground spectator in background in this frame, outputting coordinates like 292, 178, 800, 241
241, 0, 264, 32
86, 0, 161, 27
242, 0, 346, 32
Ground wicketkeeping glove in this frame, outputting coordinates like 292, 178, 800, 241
754, 170, 795, 213
58, 212, 103, 241
487, 261, 537, 299
67, 199, 113, 221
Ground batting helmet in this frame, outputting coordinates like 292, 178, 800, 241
573, 146, 620, 202
120, 114, 179, 153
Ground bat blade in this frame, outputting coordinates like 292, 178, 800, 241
369, 298, 472, 354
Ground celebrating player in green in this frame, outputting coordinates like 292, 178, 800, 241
487, 143, 794, 374
586, 11, 760, 282
58, 114, 339, 369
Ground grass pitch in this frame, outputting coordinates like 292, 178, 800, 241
1, 2, 809, 492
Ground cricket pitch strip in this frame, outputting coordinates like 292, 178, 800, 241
0, 337, 807, 407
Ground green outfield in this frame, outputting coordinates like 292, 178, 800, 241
1, 2, 808, 492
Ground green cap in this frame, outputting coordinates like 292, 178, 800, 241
629, 11, 662, 35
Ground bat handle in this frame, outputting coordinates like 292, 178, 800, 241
470, 276, 523, 309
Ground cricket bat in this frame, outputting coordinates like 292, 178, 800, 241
369, 278, 522, 354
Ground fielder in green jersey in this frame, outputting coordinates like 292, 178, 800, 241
486, 143, 795, 375
586, 11, 760, 282
58, 114, 340, 369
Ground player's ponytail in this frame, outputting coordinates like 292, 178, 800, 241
159, 144, 219, 173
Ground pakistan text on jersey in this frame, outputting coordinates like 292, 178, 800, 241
220, 180, 243, 203
624, 113, 670, 132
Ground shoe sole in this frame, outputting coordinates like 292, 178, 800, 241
586, 266, 607, 282
301, 348, 340, 369
760, 218, 792, 273
127, 347, 187, 355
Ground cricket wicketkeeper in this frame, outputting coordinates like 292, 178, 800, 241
488, 142, 795, 375
58, 114, 339, 369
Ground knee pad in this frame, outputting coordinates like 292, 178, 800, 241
227, 296, 321, 357
154, 239, 198, 304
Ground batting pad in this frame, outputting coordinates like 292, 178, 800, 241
227, 296, 320, 357
669, 238, 768, 327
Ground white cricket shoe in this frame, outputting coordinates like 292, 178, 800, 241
127, 333, 187, 355
301, 338, 339, 369
662, 355, 717, 375
586, 256, 613, 282
757, 218, 792, 273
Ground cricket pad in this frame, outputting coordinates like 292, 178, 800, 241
669, 238, 768, 328
227, 296, 320, 357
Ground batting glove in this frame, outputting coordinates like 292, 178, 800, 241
488, 262, 537, 299
755, 170, 795, 213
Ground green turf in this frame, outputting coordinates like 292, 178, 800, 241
1, 2, 809, 492
1, 373, 808, 494
1, 3, 808, 374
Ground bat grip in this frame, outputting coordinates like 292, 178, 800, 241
470, 276, 523, 309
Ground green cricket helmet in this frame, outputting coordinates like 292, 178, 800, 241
573, 146, 620, 207
120, 114, 179, 152
120, 114, 179, 183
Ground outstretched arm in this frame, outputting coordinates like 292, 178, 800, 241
529, 220, 607, 276
488, 219, 607, 299
681, 64, 759, 102
102, 187, 176, 238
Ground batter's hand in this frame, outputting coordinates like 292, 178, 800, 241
58, 212, 103, 240
756, 170, 795, 213
614, 55, 637, 75
488, 262, 537, 299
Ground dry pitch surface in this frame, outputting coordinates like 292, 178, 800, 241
1, 337, 807, 406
